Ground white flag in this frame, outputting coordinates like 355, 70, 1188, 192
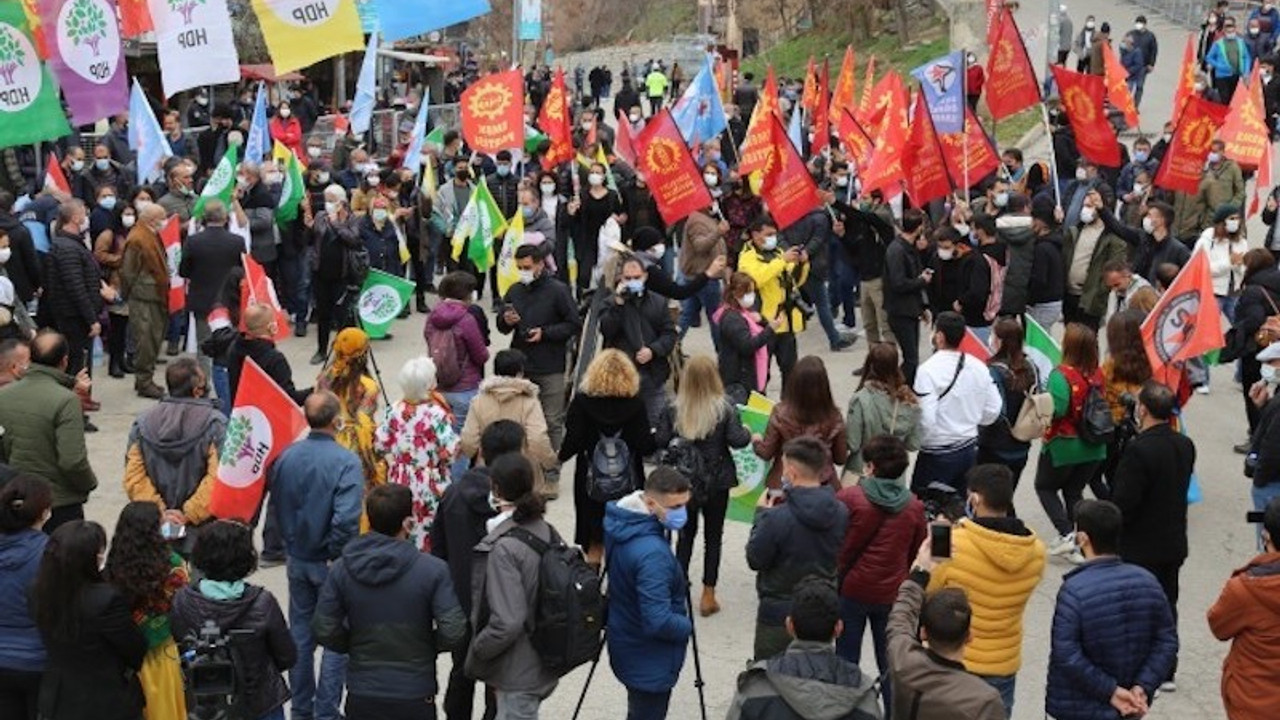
128, 80, 173, 186
149, 0, 240, 98
350, 33, 379, 135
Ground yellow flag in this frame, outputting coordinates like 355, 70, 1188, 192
496, 211, 524, 298
251, 0, 364, 74
271, 140, 292, 166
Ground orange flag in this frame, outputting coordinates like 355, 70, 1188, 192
838, 109, 875, 168
829, 46, 857, 125
538, 68, 574, 169
1101, 41, 1140, 129
1052, 66, 1122, 167
857, 56, 878, 119
938, 107, 1001, 190
906, 94, 952, 206
461, 69, 525, 154
985, 7, 1042, 121
1171, 34, 1199, 122
738, 67, 781, 175
1155, 95, 1230, 194
860, 70, 907, 130
119, 0, 154, 38
1141, 247, 1224, 382
801, 57, 818, 113
860, 79, 909, 197
813, 60, 831, 156
1220, 65, 1269, 170
1251, 139, 1273, 216
759, 115, 823, 230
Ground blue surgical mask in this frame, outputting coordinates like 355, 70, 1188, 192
99, 195, 117, 210
95, 158, 110, 171
661, 505, 688, 531
625, 279, 645, 295
521, 206, 534, 219
965, 497, 975, 519
1134, 150, 1149, 163
497, 164, 512, 177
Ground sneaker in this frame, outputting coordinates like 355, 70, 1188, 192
830, 337, 855, 352
1159, 680, 1177, 693
852, 367, 865, 377
84, 417, 99, 433
1195, 385, 1210, 395
166, 339, 181, 357
259, 555, 286, 569
310, 351, 327, 366
294, 322, 307, 338
1235, 440, 1252, 455
1049, 533, 1076, 556
836, 322, 856, 334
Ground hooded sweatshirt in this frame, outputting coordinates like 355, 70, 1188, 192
836, 478, 928, 605
726, 640, 882, 720
0, 528, 48, 671
430, 467, 498, 615
997, 215, 1036, 315
426, 299, 490, 392
747, 485, 850, 625
313, 532, 467, 700
125, 398, 226, 521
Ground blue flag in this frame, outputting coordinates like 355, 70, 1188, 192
671, 56, 729, 146
245, 83, 270, 163
787, 105, 803, 154
127, 80, 173, 186
350, 34, 379, 136
911, 51, 965, 134
373, 0, 491, 42
402, 90, 431, 175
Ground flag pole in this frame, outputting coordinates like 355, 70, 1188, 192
1040, 103, 1063, 208
962, 50, 970, 198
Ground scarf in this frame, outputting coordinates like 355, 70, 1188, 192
125, 224, 169, 293
713, 306, 769, 390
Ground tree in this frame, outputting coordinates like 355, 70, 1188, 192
65, 0, 109, 56
0, 29, 25, 85
167, 0, 207, 25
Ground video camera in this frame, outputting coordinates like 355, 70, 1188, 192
181, 620, 254, 720
919, 481, 966, 523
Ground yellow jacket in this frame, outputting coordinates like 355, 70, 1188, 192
123, 444, 217, 525
927, 518, 1046, 676
737, 245, 809, 334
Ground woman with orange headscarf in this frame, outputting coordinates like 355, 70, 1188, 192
316, 328, 386, 497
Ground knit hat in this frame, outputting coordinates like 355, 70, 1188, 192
1031, 194, 1058, 225
1213, 204, 1241, 224
631, 226, 665, 252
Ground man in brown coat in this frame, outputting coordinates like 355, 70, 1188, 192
120, 203, 171, 398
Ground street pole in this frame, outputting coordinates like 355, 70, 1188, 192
1046, 2, 1060, 95
512, 0, 520, 67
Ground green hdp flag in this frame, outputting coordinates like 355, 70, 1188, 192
727, 402, 775, 523
1024, 314, 1062, 384
356, 269, 416, 339
276, 151, 305, 224
0, 3, 71, 150
194, 146, 239, 220
524, 126, 547, 154
450, 176, 508, 274
425, 126, 446, 146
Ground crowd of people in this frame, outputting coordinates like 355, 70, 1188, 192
2, 5, 1280, 720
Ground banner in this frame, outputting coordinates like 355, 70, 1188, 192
518, 0, 540, 40
39, 0, 128, 126
911, 50, 965, 134
461, 69, 524, 154
450, 176, 508, 272
985, 7, 1042, 121
0, 5, 70, 149
1101, 41, 1140, 129
118, 0, 151, 36
1171, 34, 1199, 122
614, 110, 637, 166
275, 142, 304, 223
357, 268, 415, 339
671, 54, 728, 146
858, 77, 908, 197
1154, 96, 1229, 195
160, 216, 184, 312
737, 66, 780, 175
128, 79, 172, 186
208, 358, 308, 521
812, 59, 831, 155
1051, 65, 1121, 167
194, 145, 238, 219
1141, 247, 1224, 379
252, 0, 362, 74
759, 114, 822, 230
537, 68, 573, 169
149, 0, 238, 97
635, 109, 714, 226
1220, 65, 1269, 169
905, 95, 951, 206
829, 46, 856, 125
837, 108, 874, 168
728, 393, 775, 523
938, 107, 1001, 190
373, 0, 489, 43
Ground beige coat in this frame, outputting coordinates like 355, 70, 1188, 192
458, 376, 558, 484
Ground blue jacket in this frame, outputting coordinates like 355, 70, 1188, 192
1120, 46, 1147, 82
0, 529, 47, 671
604, 493, 692, 693
1046, 557, 1178, 720
269, 432, 363, 563
1207, 37, 1252, 79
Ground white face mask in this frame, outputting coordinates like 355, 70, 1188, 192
0, 248, 11, 264
1263, 363, 1280, 384
518, 269, 536, 284
316, 171, 330, 184
71, 159, 84, 172
703, 173, 718, 187
937, 247, 955, 260
324, 201, 340, 215
367, 176, 381, 187
1226, 218, 1241, 234
1080, 206, 1098, 224
307, 146, 322, 158
993, 191, 1009, 208
540, 182, 556, 196
834, 175, 849, 188
740, 292, 756, 308
954, 223, 970, 236
761, 235, 778, 251
279, 107, 292, 118
647, 243, 665, 259
1207, 152, 1223, 164
587, 173, 605, 187
265, 172, 283, 185
1132, 182, 1146, 195
122, 214, 136, 229
1142, 216, 1155, 233
1075, 167, 1088, 181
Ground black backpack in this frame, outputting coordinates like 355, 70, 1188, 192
1077, 382, 1116, 445
505, 527, 605, 676
659, 435, 707, 503
588, 430, 636, 502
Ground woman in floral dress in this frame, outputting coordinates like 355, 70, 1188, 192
375, 355, 460, 551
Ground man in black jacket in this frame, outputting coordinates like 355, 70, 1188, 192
600, 253, 678, 429
180, 200, 246, 376
1027, 197, 1066, 330
227, 303, 310, 406
1110, 381, 1194, 690
0, 191, 41, 307
431, 421, 516, 720
959, 216, 1006, 340
786, 207, 854, 352
44, 200, 102, 380
310, 186, 364, 365
498, 244, 579, 494
883, 209, 932, 384
1101, 200, 1189, 281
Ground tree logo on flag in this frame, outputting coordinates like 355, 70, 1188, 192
925, 62, 956, 94
62, 0, 109, 56
1062, 86, 1096, 123
358, 284, 402, 325
644, 137, 682, 174
58, 0, 120, 84
167, 0, 207, 25
468, 79, 515, 121
0, 24, 39, 112
1150, 290, 1202, 363
205, 156, 234, 196
219, 407, 274, 488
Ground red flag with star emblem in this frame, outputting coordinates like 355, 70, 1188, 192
937, 107, 1001, 191
838, 109, 874, 168
1051, 66, 1121, 167
635, 110, 714, 225
1155, 95, 1230, 194
859, 70, 906, 130
462, 69, 525, 154
537, 68, 574, 169
985, 7, 1041, 121
759, 114, 822, 230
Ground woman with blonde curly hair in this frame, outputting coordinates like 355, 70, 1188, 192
559, 348, 656, 565
316, 328, 385, 492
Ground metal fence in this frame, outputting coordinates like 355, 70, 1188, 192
1123, 0, 1254, 30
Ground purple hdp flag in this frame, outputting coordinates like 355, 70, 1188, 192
39, 0, 128, 125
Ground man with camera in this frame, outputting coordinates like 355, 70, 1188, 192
1109, 382, 1194, 692
599, 253, 678, 430
739, 216, 809, 384
883, 209, 933, 384
1208, 497, 1280, 720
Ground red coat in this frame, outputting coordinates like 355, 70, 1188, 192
269, 116, 305, 158
966, 64, 985, 99
835, 484, 928, 605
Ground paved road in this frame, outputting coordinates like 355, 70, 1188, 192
72, 4, 1266, 719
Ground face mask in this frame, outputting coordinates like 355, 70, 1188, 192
1226, 218, 1241, 234
1080, 206, 1097, 224
967, 54, 977, 65
367, 176, 381, 187
324, 201, 339, 215
518, 269, 536, 285
1135, 21, 1145, 30
540, 182, 556, 196
496, 164, 511, 177
279, 107, 292, 118
488, 491, 504, 512
1075, 167, 1088, 181
1251, 27, 1261, 36
372, 208, 390, 223
587, 173, 605, 187
834, 175, 849, 188
99, 195, 117, 210
1133, 150, 1149, 163
1195, 82, 1207, 92
1207, 152, 1222, 164
521, 205, 534, 219
1142, 216, 1155, 233
625, 279, 645, 295
317, 171, 330, 184
629, 113, 641, 123
660, 505, 688, 532
1085, 20, 1095, 29
94, 158, 110, 171
71, 159, 84, 172
703, 173, 718, 187
1163, 132, 1173, 141
122, 214, 136, 228
1263, 363, 1280, 384
265, 172, 283, 185
937, 247, 955, 261
761, 235, 778, 251
79, 218, 90, 234
647, 243, 666, 259
581, 121, 593, 131
1266, 72, 1275, 83
307, 146, 322, 158
0, 248, 11, 264
740, 291, 756, 308
236, 176, 251, 191
993, 191, 1009, 208
196, 95, 209, 106
954, 223, 971, 237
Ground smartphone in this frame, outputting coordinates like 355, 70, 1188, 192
1247, 511, 1266, 523
81, 347, 90, 370
161, 522, 187, 540
930, 523, 952, 559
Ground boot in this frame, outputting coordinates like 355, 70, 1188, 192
700, 586, 720, 617
121, 354, 136, 374
416, 294, 430, 314
136, 381, 165, 400
166, 338, 181, 356
541, 478, 559, 500
108, 355, 125, 379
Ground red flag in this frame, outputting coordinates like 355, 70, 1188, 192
160, 217, 185, 313
1171, 34, 1199, 122
43, 152, 69, 195
801, 57, 818, 113
19, 0, 47, 59
859, 79, 909, 197
1154, 96, 1230, 195
859, 70, 907, 129
461, 69, 525, 154
614, 111, 637, 167
829, 46, 857, 125
905, 96, 952, 207
537, 68, 574, 169
812, 60, 831, 156
634, 110, 714, 226
1051, 66, 1121, 167
960, 327, 993, 362
1220, 65, 1269, 170
208, 358, 308, 521
738, 67, 781, 175
984, 0, 1003, 45
759, 115, 822, 230
241, 255, 291, 341
857, 56, 878, 118
1252, 140, 1273, 216
937, 107, 1001, 191
985, 8, 1042, 121
838, 109, 874, 169
1141, 247, 1224, 376
119, 0, 154, 37
1101, 41, 1140, 129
